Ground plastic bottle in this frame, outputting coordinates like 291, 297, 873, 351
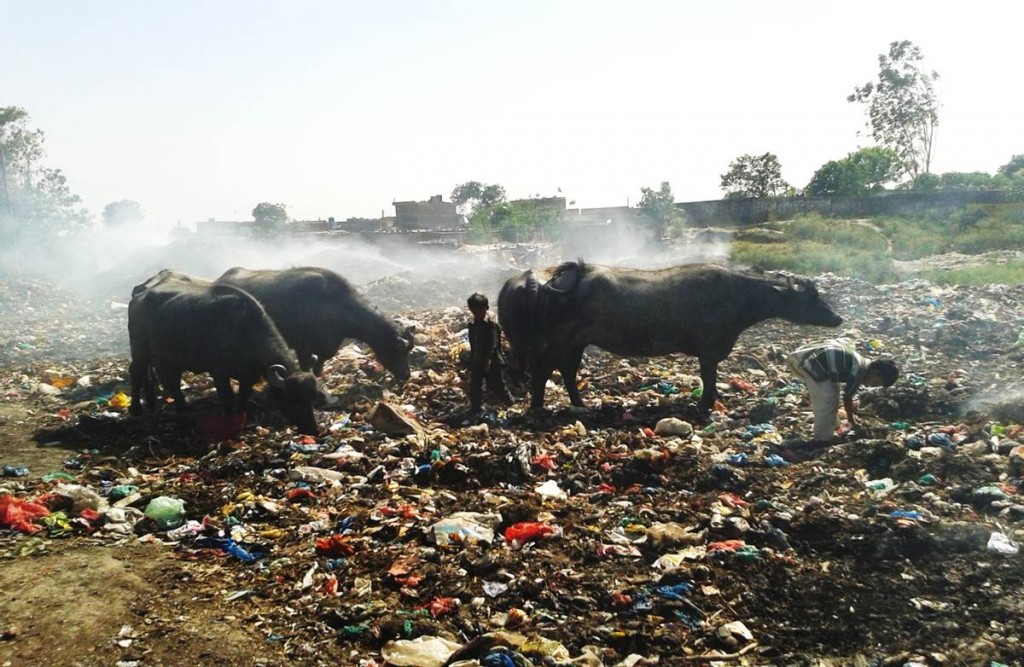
144, 496, 186, 529
866, 478, 895, 494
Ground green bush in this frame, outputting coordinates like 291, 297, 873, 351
729, 207, 1024, 284
923, 261, 1024, 286
953, 221, 1024, 254
730, 239, 901, 283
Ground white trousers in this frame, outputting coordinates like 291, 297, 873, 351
787, 355, 841, 442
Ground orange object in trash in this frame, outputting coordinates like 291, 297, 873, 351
315, 534, 355, 557
504, 521, 555, 544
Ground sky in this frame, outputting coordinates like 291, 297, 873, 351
4, 1, 1023, 232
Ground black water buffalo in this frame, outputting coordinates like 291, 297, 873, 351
130, 268, 210, 298
215, 267, 412, 381
498, 260, 843, 415
128, 272, 319, 434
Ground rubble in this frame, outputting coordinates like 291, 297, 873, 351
1, 270, 1024, 665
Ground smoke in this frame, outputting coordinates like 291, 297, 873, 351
557, 218, 733, 271
965, 378, 1024, 422
0, 221, 520, 311
0, 217, 735, 366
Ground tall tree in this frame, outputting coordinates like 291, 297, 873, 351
0, 106, 90, 243
848, 40, 940, 182
638, 181, 684, 239
102, 199, 144, 227
252, 202, 289, 238
720, 153, 790, 199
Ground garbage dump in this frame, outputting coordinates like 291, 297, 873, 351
2, 269, 1024, 665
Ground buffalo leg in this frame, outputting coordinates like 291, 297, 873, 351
560, 346, 587, 407
141, 362, 157, 411
529, 358, 555, 411
213, 375, 236, 414
236, 380, 255, 415
156, 365, 187, 411
697, 356, 719, 414
129, 359, 146, 414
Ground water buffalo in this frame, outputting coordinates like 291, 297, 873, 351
130, 268, 210, 298
128, 272, 319, 434
498, 260, 843, 415
215, 267, 412, 381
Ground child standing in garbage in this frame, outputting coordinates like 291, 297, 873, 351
787, 338, 899, 443
466, 292, 511, 413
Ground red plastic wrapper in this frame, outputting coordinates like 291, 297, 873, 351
531, 454, 557, 470
379, 503, 418, 519
504, 521, 555, 545
728, 376, 757, 393
426, 596, 459, 618
286, 487, 316, 502
718, 492, 749, 508
315, 534, 355, 557
0, 495, 50, 533
707, 539, 746, 553
79, 508, 102, 522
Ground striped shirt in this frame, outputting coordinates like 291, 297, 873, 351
789, 339, 869, 396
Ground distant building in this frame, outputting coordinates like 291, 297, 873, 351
393, 195, 466, 230
196, 218, 252, 236
332, 216, 385, 232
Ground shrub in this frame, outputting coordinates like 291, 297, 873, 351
923, 261, 1024, 286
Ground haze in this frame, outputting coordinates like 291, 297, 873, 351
4, 1, 1022, 231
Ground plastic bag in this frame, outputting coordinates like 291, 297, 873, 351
0, 495, 50, 533
504, 521, 556, 545
380, 636, 461, 667
144, 496, 186, 529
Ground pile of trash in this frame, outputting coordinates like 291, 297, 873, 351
2, 271, 1024, 665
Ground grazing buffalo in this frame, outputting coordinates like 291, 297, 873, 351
128, 272, 319, 434
215, 267, 412, 380
498, 260, 843, 414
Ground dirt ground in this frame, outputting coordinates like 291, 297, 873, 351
3, 257, 1024, 667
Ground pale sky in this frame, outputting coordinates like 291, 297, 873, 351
4, 1, 1022, 231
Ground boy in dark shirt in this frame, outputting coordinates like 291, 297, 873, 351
466, 292, 510, 413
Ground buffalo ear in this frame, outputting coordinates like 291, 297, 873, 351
267, 364, 288, 388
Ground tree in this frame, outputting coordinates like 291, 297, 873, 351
451, 181, 508, 238
998, 155, 1024, 179
848, 40, 940, 182
806, 147, 899, 197
451, 181, 506, 216
102, 199, 144, 227
720, 153, 790, 199
909, 171, 996, 192
638, 181, 684, 238
489, 196, 563, 242
252, 202, 289, 238
0, 106, 89, 243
